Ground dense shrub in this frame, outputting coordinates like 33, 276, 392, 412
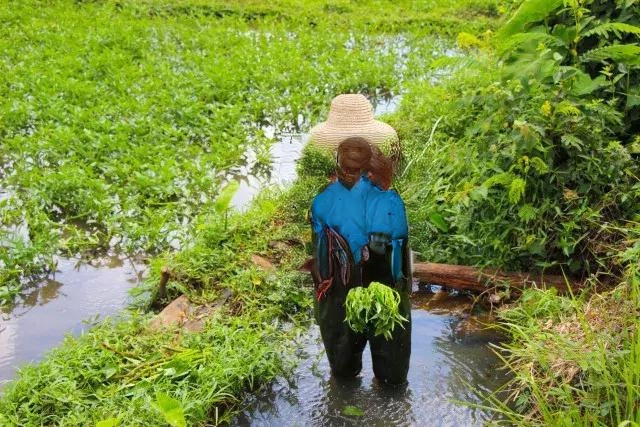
397, 0, 640, 275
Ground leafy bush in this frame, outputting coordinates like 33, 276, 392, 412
397, 0, 640, 275
392, 1, 640, 423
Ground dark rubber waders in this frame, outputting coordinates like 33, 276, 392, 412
313, 240, 411, 385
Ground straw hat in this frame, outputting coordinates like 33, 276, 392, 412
309, 94, 398, 152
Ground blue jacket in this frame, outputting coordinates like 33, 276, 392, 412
311, 175, 408, 283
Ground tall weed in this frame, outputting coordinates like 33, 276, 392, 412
488, 227, 639, 424
394, 0, 639, 274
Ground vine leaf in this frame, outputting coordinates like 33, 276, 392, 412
342, 405, 365, 417
498, 0, 563, 40
153, 393, 187, 427
581, 44, 640, 65
429, 212, 449, 232
582, 23, 640, 39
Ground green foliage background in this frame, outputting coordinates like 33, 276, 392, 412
1, 0, 639, 425
387, 0, 639, 423
395, 0, 639, 276
0, 0, 507, 424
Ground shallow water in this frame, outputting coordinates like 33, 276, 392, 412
231, 94, 401, 211
233, 290, 507, 426
0, 188, 29, 244
231, 131, 307, 210
0, 256, 144, 389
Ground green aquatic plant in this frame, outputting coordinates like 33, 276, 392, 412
0, 0, 518, 423
0, 192, 314, 425
344, 281, 408, 340
153, 393, 187, 427
0, 0, 400, 303
342, 405, 365, 417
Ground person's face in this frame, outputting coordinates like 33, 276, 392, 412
337, 140, 371, 187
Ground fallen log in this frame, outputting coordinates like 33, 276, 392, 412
412, 262, 581, 294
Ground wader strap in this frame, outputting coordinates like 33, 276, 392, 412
315, 227, 356, 302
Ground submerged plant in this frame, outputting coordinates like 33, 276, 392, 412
344, 281, 408, 340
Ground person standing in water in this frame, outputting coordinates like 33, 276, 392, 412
305, 94, 411, 385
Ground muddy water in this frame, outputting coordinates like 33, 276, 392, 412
233, 290, 506, 426
0, 257, 143, 389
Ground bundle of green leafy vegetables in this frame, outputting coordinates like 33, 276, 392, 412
344, 282, 408, 340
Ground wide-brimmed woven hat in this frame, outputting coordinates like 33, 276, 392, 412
309, 94, 398, 151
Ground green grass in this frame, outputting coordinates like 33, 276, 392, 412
386, 0, 640, 421
0, 192, 314, 425
483, 232, 640, 425
5, 0, 639, 425
0, 2, 511, 420
0, 0, 511, 303
0, 312, 298, 425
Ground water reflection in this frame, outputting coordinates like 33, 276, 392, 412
0, 256, 144, 389
231, 132, 307, 211
0, 188, 31, 245
233, 293, 508, 426
19, 278, 64, 307
373, 95, 401, 117
230, 94, 401, 211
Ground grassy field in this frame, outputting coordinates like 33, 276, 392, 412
0, 0, 507, 424
1, 0, 638, 425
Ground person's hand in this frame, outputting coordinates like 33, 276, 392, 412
368, 232, 390, 255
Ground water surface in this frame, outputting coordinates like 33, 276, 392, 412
0, 256, 143, 389
233, 290, 507, 426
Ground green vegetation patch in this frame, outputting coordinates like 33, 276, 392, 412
382, 0, 638, 423
0, 309, 302, 425
393, 0, 640, 275
1, 0, 507, 303
344, 281, 409, 340
0, 192, 313, 425
10, 0, 638, 424
489, 233, 640, 425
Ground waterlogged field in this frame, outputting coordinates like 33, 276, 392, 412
0, 0, 497, 302
5, 0, 636, 424
0, 0, 510, 424
2, 2, 401, 301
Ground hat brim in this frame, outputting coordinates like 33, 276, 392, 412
309, 120, 398, 151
